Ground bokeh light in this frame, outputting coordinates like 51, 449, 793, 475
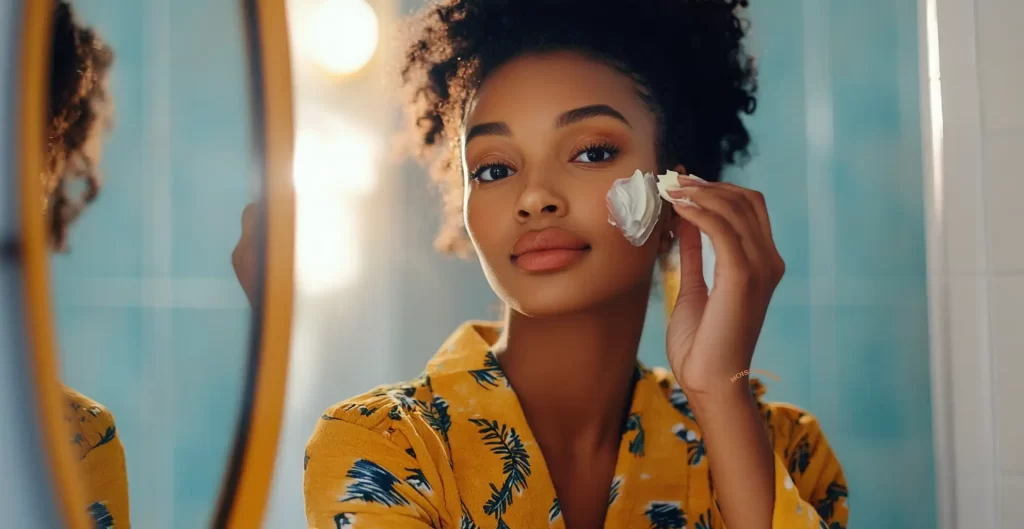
301, 0, 380, 76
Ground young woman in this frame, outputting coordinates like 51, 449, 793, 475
45, 1, 128, 527
303, 1, 848, 528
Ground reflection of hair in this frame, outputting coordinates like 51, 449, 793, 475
402, 0, 758, 255
46, 0, 114, 250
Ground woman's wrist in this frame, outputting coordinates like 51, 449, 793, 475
686, 380, 756, 419
674, 363, 754, 402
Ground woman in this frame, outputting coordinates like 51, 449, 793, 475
304, 1, 848, 528
45, 1, 128, 528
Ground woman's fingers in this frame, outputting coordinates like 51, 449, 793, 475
670, 200, 748, 272
668, 186, 765, 257
717, 183, 777, 250
667, 182, 784, 287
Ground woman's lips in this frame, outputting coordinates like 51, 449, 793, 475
511, 228, 591, 273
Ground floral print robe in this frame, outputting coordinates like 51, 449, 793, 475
304, 322, 848, 529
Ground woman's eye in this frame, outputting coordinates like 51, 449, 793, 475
472, 163, 516, 182
572, 146, 618, 164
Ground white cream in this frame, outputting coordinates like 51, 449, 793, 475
606, 169, 663, 246
656, 170, 705, 208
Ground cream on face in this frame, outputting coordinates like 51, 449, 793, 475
606, 169, 705, 246
605, 169, 662, 246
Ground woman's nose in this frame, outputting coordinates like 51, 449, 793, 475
515, 183, 567, 220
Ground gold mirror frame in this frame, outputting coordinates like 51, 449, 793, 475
15, 0, 295, 527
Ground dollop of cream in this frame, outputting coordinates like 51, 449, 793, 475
606, 169, 663, 246
656, 170, 705, 208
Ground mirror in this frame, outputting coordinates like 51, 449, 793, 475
39, 1, 273, 527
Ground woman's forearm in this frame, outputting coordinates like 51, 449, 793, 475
689, 383, 775, 529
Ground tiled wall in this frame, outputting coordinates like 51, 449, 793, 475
970, 0, 1024, 525
934, 0, 1024, 527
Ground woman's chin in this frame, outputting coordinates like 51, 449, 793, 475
501, 280, 640, 319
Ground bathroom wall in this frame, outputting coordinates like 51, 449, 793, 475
931, 0, 1024, 527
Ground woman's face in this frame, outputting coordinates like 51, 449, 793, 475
462, 51, 672, 316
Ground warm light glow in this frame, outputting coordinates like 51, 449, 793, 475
292, 115, 380, 293
293, 121, 380, 196
926, 0, 944, 214
295, 194, 361, 293
303, 0, 380, 75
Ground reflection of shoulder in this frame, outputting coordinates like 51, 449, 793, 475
62, 385, 119, 459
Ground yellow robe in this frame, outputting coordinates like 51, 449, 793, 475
304, 322, 848, 528
63, 386, 130, 528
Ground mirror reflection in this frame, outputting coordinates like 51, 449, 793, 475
268, 1, 936, 528
45, 1, 261, 527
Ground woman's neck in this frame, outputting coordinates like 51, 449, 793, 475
493, 286, 651, 454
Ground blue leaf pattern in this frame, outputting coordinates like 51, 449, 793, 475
625, 413, 645, 457
87, 501, 114, 529
469, 351, 504, 389
669, 386, 695, 420
814, 481, 848, 522
460, 500, 480, 529
389, 386, 420, 411
789, 437, 811, 475
695, 509, 712, 529
673, 424, 705, 465
94, 426, 117, 450
340, 459, 410, 507
334, 513, 355, 528
470, 417, 531, 522
644, 502, 686, 529
549, 497, 561, 522
608, 476, 623, 506
420, 396, 453, 450
405, 467, 432, 492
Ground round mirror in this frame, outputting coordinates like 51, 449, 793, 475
15, 0, 295, 527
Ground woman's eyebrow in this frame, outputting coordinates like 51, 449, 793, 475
464, 104, 630, 145
556, 104, 631, 129
465, 122, 512, 145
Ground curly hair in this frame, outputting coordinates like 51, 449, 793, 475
402, 0, 758, 255
45, 0, 114, 251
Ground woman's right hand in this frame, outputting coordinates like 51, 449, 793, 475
231, 202, 259, 307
